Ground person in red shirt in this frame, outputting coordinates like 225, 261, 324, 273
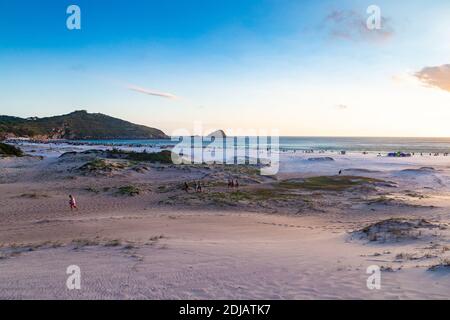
69, 195, 78, 211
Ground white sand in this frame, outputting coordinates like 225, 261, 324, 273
1, 144, 449, 299
0, 212, 448, 299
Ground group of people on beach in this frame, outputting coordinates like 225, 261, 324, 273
228, 179, 239, 188
405, 152, 449, 157
68, 177, 239, 211
182, 179, 239, 192
183, 181, 203, 193
293, 149, 450, 157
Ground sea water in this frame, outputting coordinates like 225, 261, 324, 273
78, 137, 450, 154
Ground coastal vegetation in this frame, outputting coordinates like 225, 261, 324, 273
355, 218, 443, 242
77, 159, 128, 174
107, 149, 175, 163
0, 110, 168, 140
0, 143, 23, 157
117, 185, 141, 197
277, 176, 384, 191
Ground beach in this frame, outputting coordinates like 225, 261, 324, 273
1, 142, 449, 299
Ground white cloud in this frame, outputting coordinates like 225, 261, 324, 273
128, 85, 178, 99
415, 64, 450, 93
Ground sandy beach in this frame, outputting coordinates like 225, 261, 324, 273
0, 143, 449, 299
3, 0, 450, 304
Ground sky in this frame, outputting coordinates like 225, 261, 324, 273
1, 0, 450, 137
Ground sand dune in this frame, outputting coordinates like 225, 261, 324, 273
1, 145, 450, 299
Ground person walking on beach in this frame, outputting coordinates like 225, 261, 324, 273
183, 182, 190, 193
198, 181, 203, 193
193, 181, 198, 192
69, 195, 78, 211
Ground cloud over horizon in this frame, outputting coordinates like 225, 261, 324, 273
127, 85, 178, 99
324, 9, 394, 42
414, 64, 450, 93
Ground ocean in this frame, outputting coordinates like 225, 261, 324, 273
78, 137, 450, 154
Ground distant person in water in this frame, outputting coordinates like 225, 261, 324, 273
69, 195, 78, 211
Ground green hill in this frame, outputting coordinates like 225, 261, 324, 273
0, 110, 168, 140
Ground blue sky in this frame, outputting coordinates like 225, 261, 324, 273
1, 0, 450, 136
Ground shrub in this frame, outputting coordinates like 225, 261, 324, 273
117, 185, 141, 196
0, 143, 23, 157
107, 149, 175, 163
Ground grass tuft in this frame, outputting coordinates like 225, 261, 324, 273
278, 176, 383, 191
117, 185, 141, 196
